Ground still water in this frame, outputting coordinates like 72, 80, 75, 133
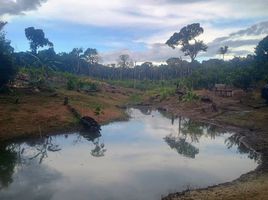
0, 107, 258, 200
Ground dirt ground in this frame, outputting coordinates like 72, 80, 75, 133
163, 172, 268, 200
0, 84, 135, 141
143, 89, 268, 200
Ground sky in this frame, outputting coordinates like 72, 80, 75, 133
0, 0, 268, 64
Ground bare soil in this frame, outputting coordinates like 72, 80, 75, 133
0, 84, 136, 141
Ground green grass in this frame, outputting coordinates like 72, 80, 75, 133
106, 79, 178, 91
129, 93, 143, 104
147, 87, 176, 101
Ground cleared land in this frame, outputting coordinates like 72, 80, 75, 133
0, 83, 136, 141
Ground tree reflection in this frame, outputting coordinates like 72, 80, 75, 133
135, 106, 152, 115
225, 134, 260, 162
0, 144, 18, 189
27, 136, 61, 164
181, 119, 204, 143
164, 117, 228, 159
164, 135, 199, 158
164, 117, 201, 158
80, 129, 106, 157
91, 139, 106, 157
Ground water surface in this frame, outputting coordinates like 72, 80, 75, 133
0, 107, 258, 200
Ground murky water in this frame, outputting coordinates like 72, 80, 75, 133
0, 107, 258, 200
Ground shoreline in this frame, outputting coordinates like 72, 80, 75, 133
139, 92, 268, 199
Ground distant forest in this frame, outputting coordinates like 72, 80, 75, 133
1, 22, 268, 91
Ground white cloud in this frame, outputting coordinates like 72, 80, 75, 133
7, 0, 268, 28
102, 21, 268, 63
0, 0, 47, 16
2, 0, 268, 62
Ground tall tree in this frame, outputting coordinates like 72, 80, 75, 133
0, 21, 16, 90
166, 23, 208, 62
218, 46, 229, 60
25, 27, 53, 54
255, 35, 268, 81
70, 48, 83, 74
255, 35, 268, 64
117, 54, 133, 68
83, 48, 100, 65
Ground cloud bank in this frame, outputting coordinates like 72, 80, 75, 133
0, 0, 47, 16
101, 21, 268, 64
1, 0, 268, 63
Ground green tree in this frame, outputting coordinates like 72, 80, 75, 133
254, 36, 268, 82
255, 35, 268, 64
82, 48, 100, 75
166, 23, 208, 62
70, 48, 83, 74
25, 27, 53, 54
0, 21, 16, 90
83, 48, 99, 65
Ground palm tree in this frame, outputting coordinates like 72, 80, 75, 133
219, 46, 229, 60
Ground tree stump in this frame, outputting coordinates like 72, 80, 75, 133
63, 97, 69, 105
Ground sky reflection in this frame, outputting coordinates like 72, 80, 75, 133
0, 108, 258, 200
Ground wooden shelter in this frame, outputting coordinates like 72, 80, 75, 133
214, 84, 233, 97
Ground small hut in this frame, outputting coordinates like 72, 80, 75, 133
214, 84, 233, 97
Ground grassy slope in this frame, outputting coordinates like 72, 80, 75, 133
0, 85, 133, 141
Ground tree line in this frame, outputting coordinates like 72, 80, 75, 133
0, 21, 268, 91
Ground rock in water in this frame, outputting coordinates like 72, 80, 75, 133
80, 116, 101, 131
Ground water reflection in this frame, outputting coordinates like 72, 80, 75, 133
164, 135, 199, 158
0, 144, 17, 189
28, 136, 62, 164
79, 129, 106, 157
225, 134, 260, 162
0, 128, 105, 190
0, 108, 260, 200
164, 116, 227, 158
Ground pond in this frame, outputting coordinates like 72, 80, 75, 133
0, 107, 259, 200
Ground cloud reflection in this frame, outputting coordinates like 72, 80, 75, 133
0, 108, 258, 200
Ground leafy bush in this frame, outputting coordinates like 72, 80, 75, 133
182, 90, 199, 102
80, 81, 98, 91
67, 77, 79, 90
67, 75, 99, 92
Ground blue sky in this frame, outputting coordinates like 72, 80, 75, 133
1, 0, 268, 63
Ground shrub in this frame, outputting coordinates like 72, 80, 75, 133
182, 90, 199, 102
67, 77, 78, 90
